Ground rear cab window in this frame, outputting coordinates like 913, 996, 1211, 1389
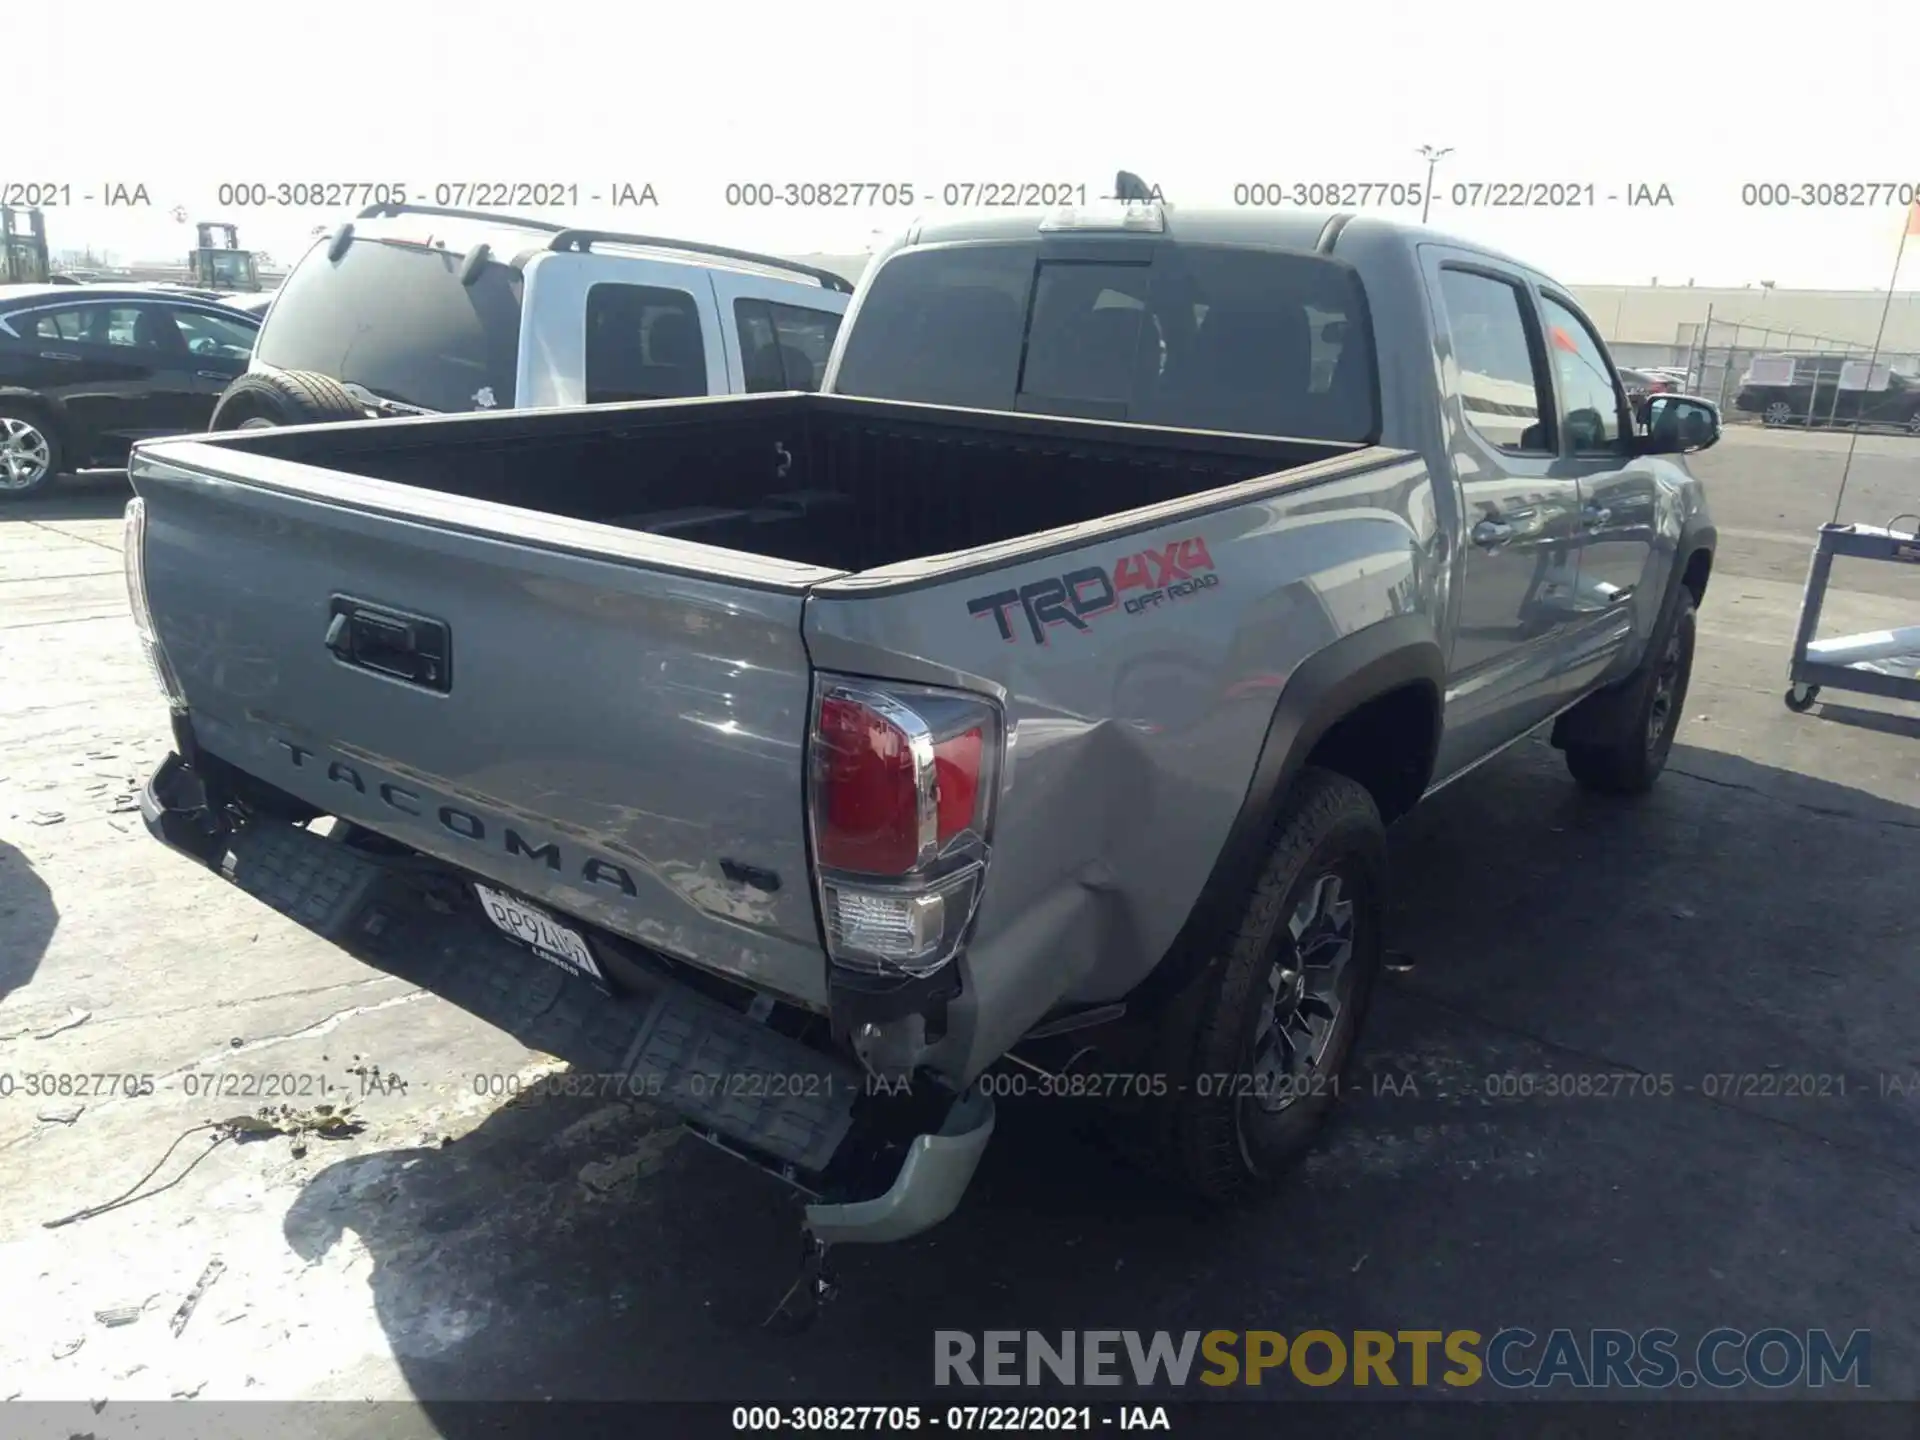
256, 238, 523, 413
831, 240, 1379, 442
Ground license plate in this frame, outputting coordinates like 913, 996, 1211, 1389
473, 883, 608, 991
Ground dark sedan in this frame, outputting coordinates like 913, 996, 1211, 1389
0, 284, 262, 498
1734, 354, 1920, 434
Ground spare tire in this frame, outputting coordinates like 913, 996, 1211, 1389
211, 370, 367, 431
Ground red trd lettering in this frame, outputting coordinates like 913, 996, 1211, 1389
1113, 554, 1153, 592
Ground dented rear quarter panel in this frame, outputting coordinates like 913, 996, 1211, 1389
803, 445, 1441, 1082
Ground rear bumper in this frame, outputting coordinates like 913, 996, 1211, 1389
140, 751, 992, 1245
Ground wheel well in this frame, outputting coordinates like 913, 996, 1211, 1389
1300, 681, 1439, 824
1681, 548, 1712, 605
0, 391, 61, 434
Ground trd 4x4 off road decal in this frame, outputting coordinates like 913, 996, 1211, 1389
967, 535, 1221, 645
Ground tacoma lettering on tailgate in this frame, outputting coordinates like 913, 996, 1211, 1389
967, 535, 1221, 646
270, 739, 641, 896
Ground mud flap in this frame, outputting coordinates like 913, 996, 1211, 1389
1553, 545, 1698, 752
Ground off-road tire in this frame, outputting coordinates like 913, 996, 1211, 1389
1564, 589, 1697, 795
210, 370, 365, 431
1128, 767, 1387, 1201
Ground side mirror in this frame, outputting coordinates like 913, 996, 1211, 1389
1638, 393, 1721, 455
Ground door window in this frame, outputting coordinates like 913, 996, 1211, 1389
1540, 294, 1625, 453
14, 306, 125, 345
735, 298, 842, 392
585, 284, 707, 403
1437, 268, 1554, 454
168, 307, 257, 360
16, 304, 180, 350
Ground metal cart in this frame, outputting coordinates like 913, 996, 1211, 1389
1780, 213, 1920, 717
1784, 517, 1920, 713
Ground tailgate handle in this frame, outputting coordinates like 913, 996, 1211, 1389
325, 597, 452, 693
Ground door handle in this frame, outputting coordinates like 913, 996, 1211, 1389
1471, 519, 1515, 548
325, 597, 452, 692
196, 369, 231, 381
39, 350, 80, 362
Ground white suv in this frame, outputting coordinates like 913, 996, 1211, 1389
209, 203, 853, 429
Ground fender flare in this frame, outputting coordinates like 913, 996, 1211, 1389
1132, 613, 1445, 1008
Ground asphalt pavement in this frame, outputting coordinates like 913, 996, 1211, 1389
0, 427, 1916, 1429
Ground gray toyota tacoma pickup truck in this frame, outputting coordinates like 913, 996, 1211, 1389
126, 193, 1718, 1303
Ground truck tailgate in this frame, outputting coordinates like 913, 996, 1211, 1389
131, 444, 838, 1009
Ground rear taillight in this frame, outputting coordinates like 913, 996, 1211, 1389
808, 678, 1001, 978
123, 498, 189, 714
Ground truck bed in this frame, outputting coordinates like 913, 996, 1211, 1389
128, 393, 1388, 1017
178, 392, 1343, 576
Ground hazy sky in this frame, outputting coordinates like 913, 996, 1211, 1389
11, 0, 1916, 287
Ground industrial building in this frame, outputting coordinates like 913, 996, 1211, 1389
1571, 284, 1920, 364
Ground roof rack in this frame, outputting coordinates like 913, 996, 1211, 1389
355, 201, 569, 234
545, 230, 855, 293
348, 206, 857, 293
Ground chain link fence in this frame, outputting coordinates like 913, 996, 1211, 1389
1667, 314, 1920, 430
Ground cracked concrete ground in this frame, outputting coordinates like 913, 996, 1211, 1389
1, 427, 1916, 1430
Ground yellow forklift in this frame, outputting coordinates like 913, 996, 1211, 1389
187, 222, 261, 291
2, 206, 53, 284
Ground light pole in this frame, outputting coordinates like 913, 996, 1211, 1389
1417, 145, 1452, 224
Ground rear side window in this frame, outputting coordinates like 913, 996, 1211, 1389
832, 241, 1378, 442
736, 298, 841, 392
256, 239, 523, 412
1436, 268, 1553, 454
8, 307, 92, 342
585, 283, 708, 403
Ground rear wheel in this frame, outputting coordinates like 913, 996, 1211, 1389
1763, 400, 1794, 427
1127, 767, 1387, 1200
210, 370, 366, 431
0, 410, 61, 499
